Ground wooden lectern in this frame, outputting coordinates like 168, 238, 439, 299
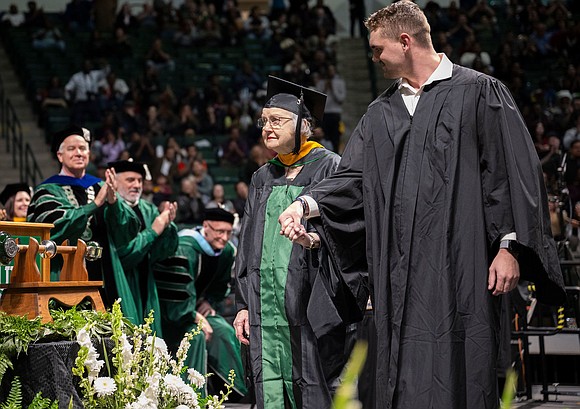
0, 221, 105, 322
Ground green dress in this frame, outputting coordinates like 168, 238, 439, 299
105, 198, 178, 336
155, 228, 247, 395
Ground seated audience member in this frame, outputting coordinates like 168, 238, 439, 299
175, 175, 205, 225
0, 183, 32, 222
155, 208, 247, 397
206, 184, 235, 214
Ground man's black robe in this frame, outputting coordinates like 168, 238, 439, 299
308, 66, 567, 409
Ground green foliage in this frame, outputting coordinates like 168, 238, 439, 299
333, 341, 368, 409
1, 377, 22, 409
0, 376, 58, 409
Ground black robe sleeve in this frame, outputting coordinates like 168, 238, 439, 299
307, 118, 370, 323
234, 174, 257, 312
479, 77, 566, 305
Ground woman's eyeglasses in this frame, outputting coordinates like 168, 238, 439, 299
257, 116, 293, 129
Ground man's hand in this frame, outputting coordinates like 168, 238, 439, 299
152, 201, 178, 235
104, 168, 117, 204
93, 181, 110, 207
278, 201, 305, 241
488, 249, 520, 296
196, 313, 213, 341
233, 309, 250, 345
197, 299, 216, 317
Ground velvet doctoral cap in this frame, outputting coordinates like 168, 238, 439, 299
203, 207, 235, 225
0, 183, 31, 205
51, 125, 91, 155
108, 159, 152, 180
264, 76, 327, 154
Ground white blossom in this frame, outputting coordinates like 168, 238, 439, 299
187, 369, 205, 389
120, 333, 134, 367
146, 336, 169, 359
93, 377, 117, 397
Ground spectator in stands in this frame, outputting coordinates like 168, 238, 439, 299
155, 208, 248, 398
27, 126, 116, 281
136, 2, 156, 28
565, 140, 580, 205
315, 64, 345, 153
152, 174, 173, 207
23, 1, 45, 29
31, 18, 66, 52
114, 2, 138, 31
172, 103, 200, 136
108, 27, 133, 61
244, 6, 271, 41
145, 38, 175, 73
175, 175, 205, 225
106, 159, 178, 335
100, 129, 126, 166
563, 113, 580, 151
1, 4, 25, 27
232, 180, 248, 218
220, 126, 248, 167
173, 17, 199, 47
241, 143, 269, 184
308, 0, 336, 36
0, 183, 32, 222
349, 0, 365, 38
553, 89, 574, 133
36, 75, 67, 127
221, 0, 244, 46
206, 184, 235, 213
198, 17, 222, 47
98, 72, 130, 112
65, 59, 109, 123
144, 104, 164, 138
139, 67, 162, 109
152, 145, 180, 183
117, 100, 144, 138
127, 131, 155, 164
63, 0, 93, 32
232, 60, 263, 98
192, 159, 213, 204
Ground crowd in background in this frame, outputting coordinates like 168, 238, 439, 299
1, 0, 580, 237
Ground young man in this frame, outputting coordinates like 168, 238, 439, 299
279, 2, 566, 408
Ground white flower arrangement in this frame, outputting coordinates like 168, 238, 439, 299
72, 300, 235, 409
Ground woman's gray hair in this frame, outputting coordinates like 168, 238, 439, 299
290, 112, 313, 139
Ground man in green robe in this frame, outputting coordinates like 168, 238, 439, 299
105, 159, 178, 336
155, 207, 247, 397
27, 125, 117, 283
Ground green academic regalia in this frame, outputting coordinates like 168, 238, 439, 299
105, 198, 178, 336
155, 229, 247, 396
27, 174, 111, 283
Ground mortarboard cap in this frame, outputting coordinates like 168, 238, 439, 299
0, 183, 32, 205
51, 125, 91, 155
203, 207, 235, 224
264, 76, 327, 154
265, 76, 326, 124
108, 159, 152, 180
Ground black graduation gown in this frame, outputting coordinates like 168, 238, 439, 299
308, 65, 567, 409
235, 147, 365, 409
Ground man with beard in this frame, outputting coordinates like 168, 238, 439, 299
105, 159, 178, 335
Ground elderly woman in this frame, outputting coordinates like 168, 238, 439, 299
233, 77, 363, 409
0, 183, 32, 222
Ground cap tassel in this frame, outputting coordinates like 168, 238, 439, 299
293, 91, 303, 155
